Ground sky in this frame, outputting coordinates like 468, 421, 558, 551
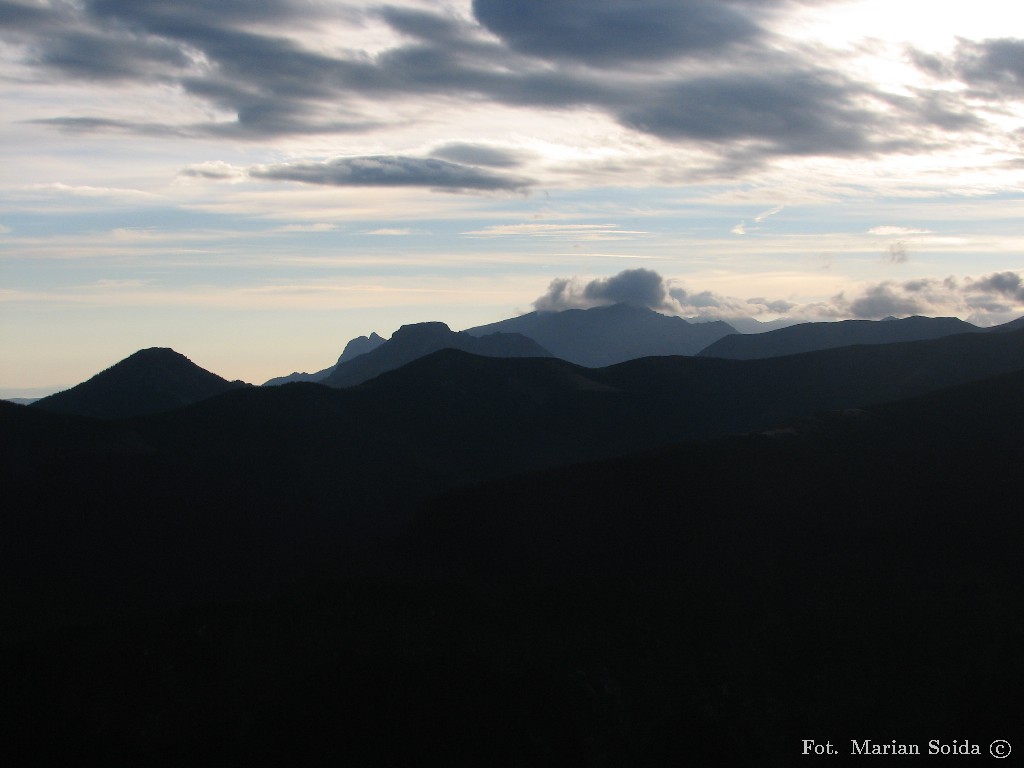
2, 0, 1024, 394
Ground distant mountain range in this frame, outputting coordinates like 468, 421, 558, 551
260, 305, 1005, 388
24, 312, 1023, 420
464, 301, 736, 366
31, 347, 247, 419
320, 322, 551, 388
264, 332, 386, 386
261, 302, 736, 385
698, 315, 981, 359
18, 325, 1024, 475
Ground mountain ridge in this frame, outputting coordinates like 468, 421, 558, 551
698, 315, 980, 359
464, 302, 737, 366
264, 332, 386, 386
321, 321, 552, 388
5, 327, 1024, 763
31, 347, 247, 420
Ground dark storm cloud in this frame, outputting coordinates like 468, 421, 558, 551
1, 0, 1003, 164
377, 6, 468, 45
533, 269, 751, 314
913, 38, 1024, 101
534, 269, 677, 312
622, 70, 886, 157
472, 0, 759, 67
36, 29, 190, 81
533, 269, 1024, 323
836, 273, 1024, 321
847, 283, 925, 318
0, 0, 56, 28
249, 156, 533, 193
582, 269, 671, 307
87, 0, 338, 33
948, 39, 1024, 97
970, 271, 1024, 301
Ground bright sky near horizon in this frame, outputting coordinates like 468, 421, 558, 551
2, 0, 1024, 393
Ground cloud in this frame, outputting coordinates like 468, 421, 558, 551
472, 0, 759, 68
917, 38, 1024, 99
430, 143, 528, 168
620, 69, 890, 160
530, 268, 1024, 325
249, 156, 533, 193
754, 205, 784, 224
23, 182, 155, 200
885, 241, 909, 264
34, 28, 190, 82
733, 204, 784, 236
2, 0, 1014, 175
532, 268, 757, 315
582, 269, 671, 308
835, 272, 1024, 322
869, 226, 933, 236
0, 0, 54, 29
377, 6, 467, 45
747, 297, 797, 314
363, 228, 415, 236
969, 271, 1024, 301
462, 223, 646, 240
274, 223, 337, 233
534, 269, 672, 312
845, 282, 922, 317
28, 117, 189, 137
179, 161, 246, 180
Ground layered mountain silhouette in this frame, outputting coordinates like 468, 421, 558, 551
321, 321, 551, 388
698, 314, 980, 359
263, 332, 386, 386
30, 347, 247, 419
464, 301, 736, 366
259, 307, 1004, 387
12, 326, 1024, 507
5, 322, 1024, 765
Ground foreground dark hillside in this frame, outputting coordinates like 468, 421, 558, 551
5, 328, 1024, 619
3, 334, 1024, 765
401, 374, 1024, 763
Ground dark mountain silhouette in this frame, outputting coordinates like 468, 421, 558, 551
987, 313, 1024, 333
6, 327, 1024, 765
397, 367, 1024, 763
464, 302, 736, 366
344, 324, 1024, 458
5, 326, 1024, 765
321, 321, 551, 388
30, 347, 247, 419
263, 332, 386, 386
698, 314, 980, 359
